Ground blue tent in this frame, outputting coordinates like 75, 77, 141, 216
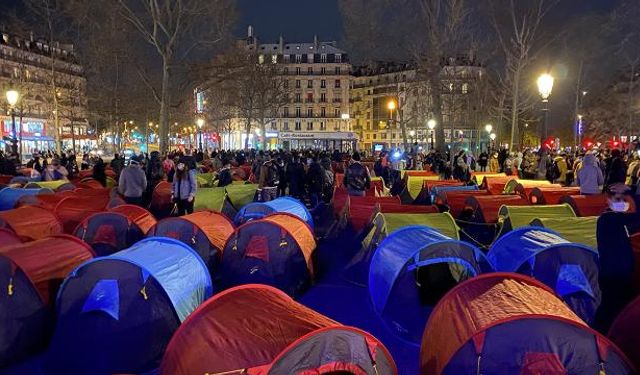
430, 184, 478, 204
45, 237, 212, 374
368, 226, 492, 344
234, 197, 314, 228
0, 187, 52, 211
487, 226, 601, 325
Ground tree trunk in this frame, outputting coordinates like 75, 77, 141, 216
509, 65, 521, 152
159, 58, 171, 154
260, 121, 267, 150
244, 119, 251, 150
71, 120, 76, 154
573, 59, 584, 148
431, 80, 445, 153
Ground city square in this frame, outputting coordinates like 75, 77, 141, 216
0, 0, 639, 374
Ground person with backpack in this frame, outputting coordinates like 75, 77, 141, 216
258, 155, 279, 201
213, 158, 233, 188
344, 152, 371, 197
171, 161, 197, 216
286, 155, 306, 199
305, 157, 325, 207
577, 153, 604, 195
604, 149, 627, 189
145, 151, 165, 205
118, 159, 147, 206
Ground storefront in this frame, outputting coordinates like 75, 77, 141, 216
280, 131, 358, 152
1, 117, 55, 159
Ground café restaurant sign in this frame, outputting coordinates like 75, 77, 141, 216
279, 132, 357, 140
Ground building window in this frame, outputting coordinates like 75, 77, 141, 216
335, 79, 341, 88
296, 107, 301, 117
296, 80, 301, 88
284, 55, 290, 63
321, 54, 327, 63
334, 108, 340, 117
296, 67, 301, 75
258, 55, 265, 64
307, 67, 313, 74
283, 67, 289, 75
295, 94, 302, 103
307, 108, 313, 117
295, 121, 301, 130
321, 79, 326, 88
335, 54, 342, 63
284, 122, 290, 130
373, 133, 377, 140
271, 122, 277, 130
306, 93, 313, 103
284, 107, 289, 117
335, 67, 341, 75
320, 93, 327, 103
321, 67, 326, 75
307, 121, 313, 130
307, 54, 314, 63
284, 80, 288, 88
448, 83, 454, 91
462, 83, 469, 94
295, 54, 302, 63
321, 107, 326, 117
307, 80, 313, 88
272, 55, 278, 64
320, 121, 326, 130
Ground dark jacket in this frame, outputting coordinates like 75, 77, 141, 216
344, 161, 371, 194
605, 155, 626, 187
306, 162, 325, 193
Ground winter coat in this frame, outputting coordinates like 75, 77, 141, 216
172, 169, 197, 200
577, 154, 604, 194
118, 165, 147, 198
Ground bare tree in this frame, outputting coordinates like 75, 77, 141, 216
115, 0, 235, 153
488, 0, 559, 151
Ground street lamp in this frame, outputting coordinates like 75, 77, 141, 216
6, 90, 20, 161
489, 132, 496, 151
427, 119, 436, 151
485, 124, 493, 134
197, 118, 205, 151
537, 73, 554, 142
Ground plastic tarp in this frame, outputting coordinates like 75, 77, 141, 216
262, 214, 316, 274
499, 203, 576, 231
609, 296, 640, 370
0, 206, 63, 240
109, 205, 157, 235
383, 213, 460, 240
181, 211, 235, 251
0, 235, 93, 304
0, 187, 52, 211
421, 274, 587, 374
530, 217, 598, 249
194, 187, 227, 212
226, 184, 258, 209
160, 285, 338, 375
99, 237, 212, 322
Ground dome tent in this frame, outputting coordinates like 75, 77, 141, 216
0, 187, 52, 211
609, 296, 640, 370
109, 204, 157, 234
73, 212, 146, 256
0, 228, 21, 247
421, 273, 633, 374
465, 195, 529, 223
530, 216, 598, 249
54, 195, 111, 233
222, 213, 316, 298
0, 206, 63, 241
148, 210, 235, 270
160, 285, 396, 375
496, 203, 576, 236
45, 237, 212, 374
234, 196, 314, 228
0, 235, 94, 367
369, 226, 492, 344
488, 226, 601, 324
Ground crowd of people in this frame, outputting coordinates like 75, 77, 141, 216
2, 144, 640, 215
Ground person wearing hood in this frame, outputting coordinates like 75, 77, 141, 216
577, 153, 604, 194
118, 159, 147, 206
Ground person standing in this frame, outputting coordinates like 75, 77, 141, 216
306, 157, 325, 207
258, 155, 279, 201
478, 150, 489, 172
604, 149, 627, 189
92, 159, 107, 187
576, 153, 604, 195
343, 152, 371, 197
172, 162, 197, 216
43, 159, 69, 181
118, 160, 147, 206
110, 153, 125, 178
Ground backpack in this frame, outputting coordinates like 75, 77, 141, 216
217, 168, 232, 187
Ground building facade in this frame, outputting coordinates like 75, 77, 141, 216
0, 32, 90, 158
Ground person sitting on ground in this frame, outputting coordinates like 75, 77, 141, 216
43, 158, 69, 181
576, 153, 604, 195
118, 159, 147, 206
344, 152, 371, 197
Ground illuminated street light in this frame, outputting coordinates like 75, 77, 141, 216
387, 100, 396, 111
6, 90, 19, 107
489, 133, 496, 141
341, 113, 350, 120
537, 73, 554, 141
196, 118, 205, 150
427, 119, 436, 130
485, 124, 493, 134
427, 119, 436, 150
5, 90, 20, 161
409, 130, 415, 137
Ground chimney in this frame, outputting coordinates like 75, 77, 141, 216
314, 35, 319, 49
279, 35, 284, 52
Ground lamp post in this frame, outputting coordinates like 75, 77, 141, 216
6, 90, 19, 162
537, 73, 554, 144
388, 100, 396, 149
197, 118, 205, 151
489, 132, 496, 152
484, 124, 493, 152
427, 119, 436, 151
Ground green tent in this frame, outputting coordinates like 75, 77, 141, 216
196, 173, 215, 188
25, 180, 68, 190
383, 212, 460, 239
195, 187, 227, 212
498, 204, 576, 235
530, 216, 598, 249
225, 184, 258, 209
406, 175, 441, 200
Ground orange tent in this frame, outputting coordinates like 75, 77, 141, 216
109, 204, 157, 234
0, 206, 63, 241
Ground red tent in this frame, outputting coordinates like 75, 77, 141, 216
160, 285, 395, 375
349, 195, 400, 233
560, 194, 636, 216
0, 228, 21, 248
466, 195, 529, 223
0, 206, 63, 241
55, 195, 111, 233
15, 191, 76, 212
378, 202, 439, 215
436, 190, 489, 218
609, 296, 640, 370
109, 204, 157, 234
528, 186, 581, 205
480, 176, 514, 195
149, 181, 173, 219
421, 273, 633, 374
